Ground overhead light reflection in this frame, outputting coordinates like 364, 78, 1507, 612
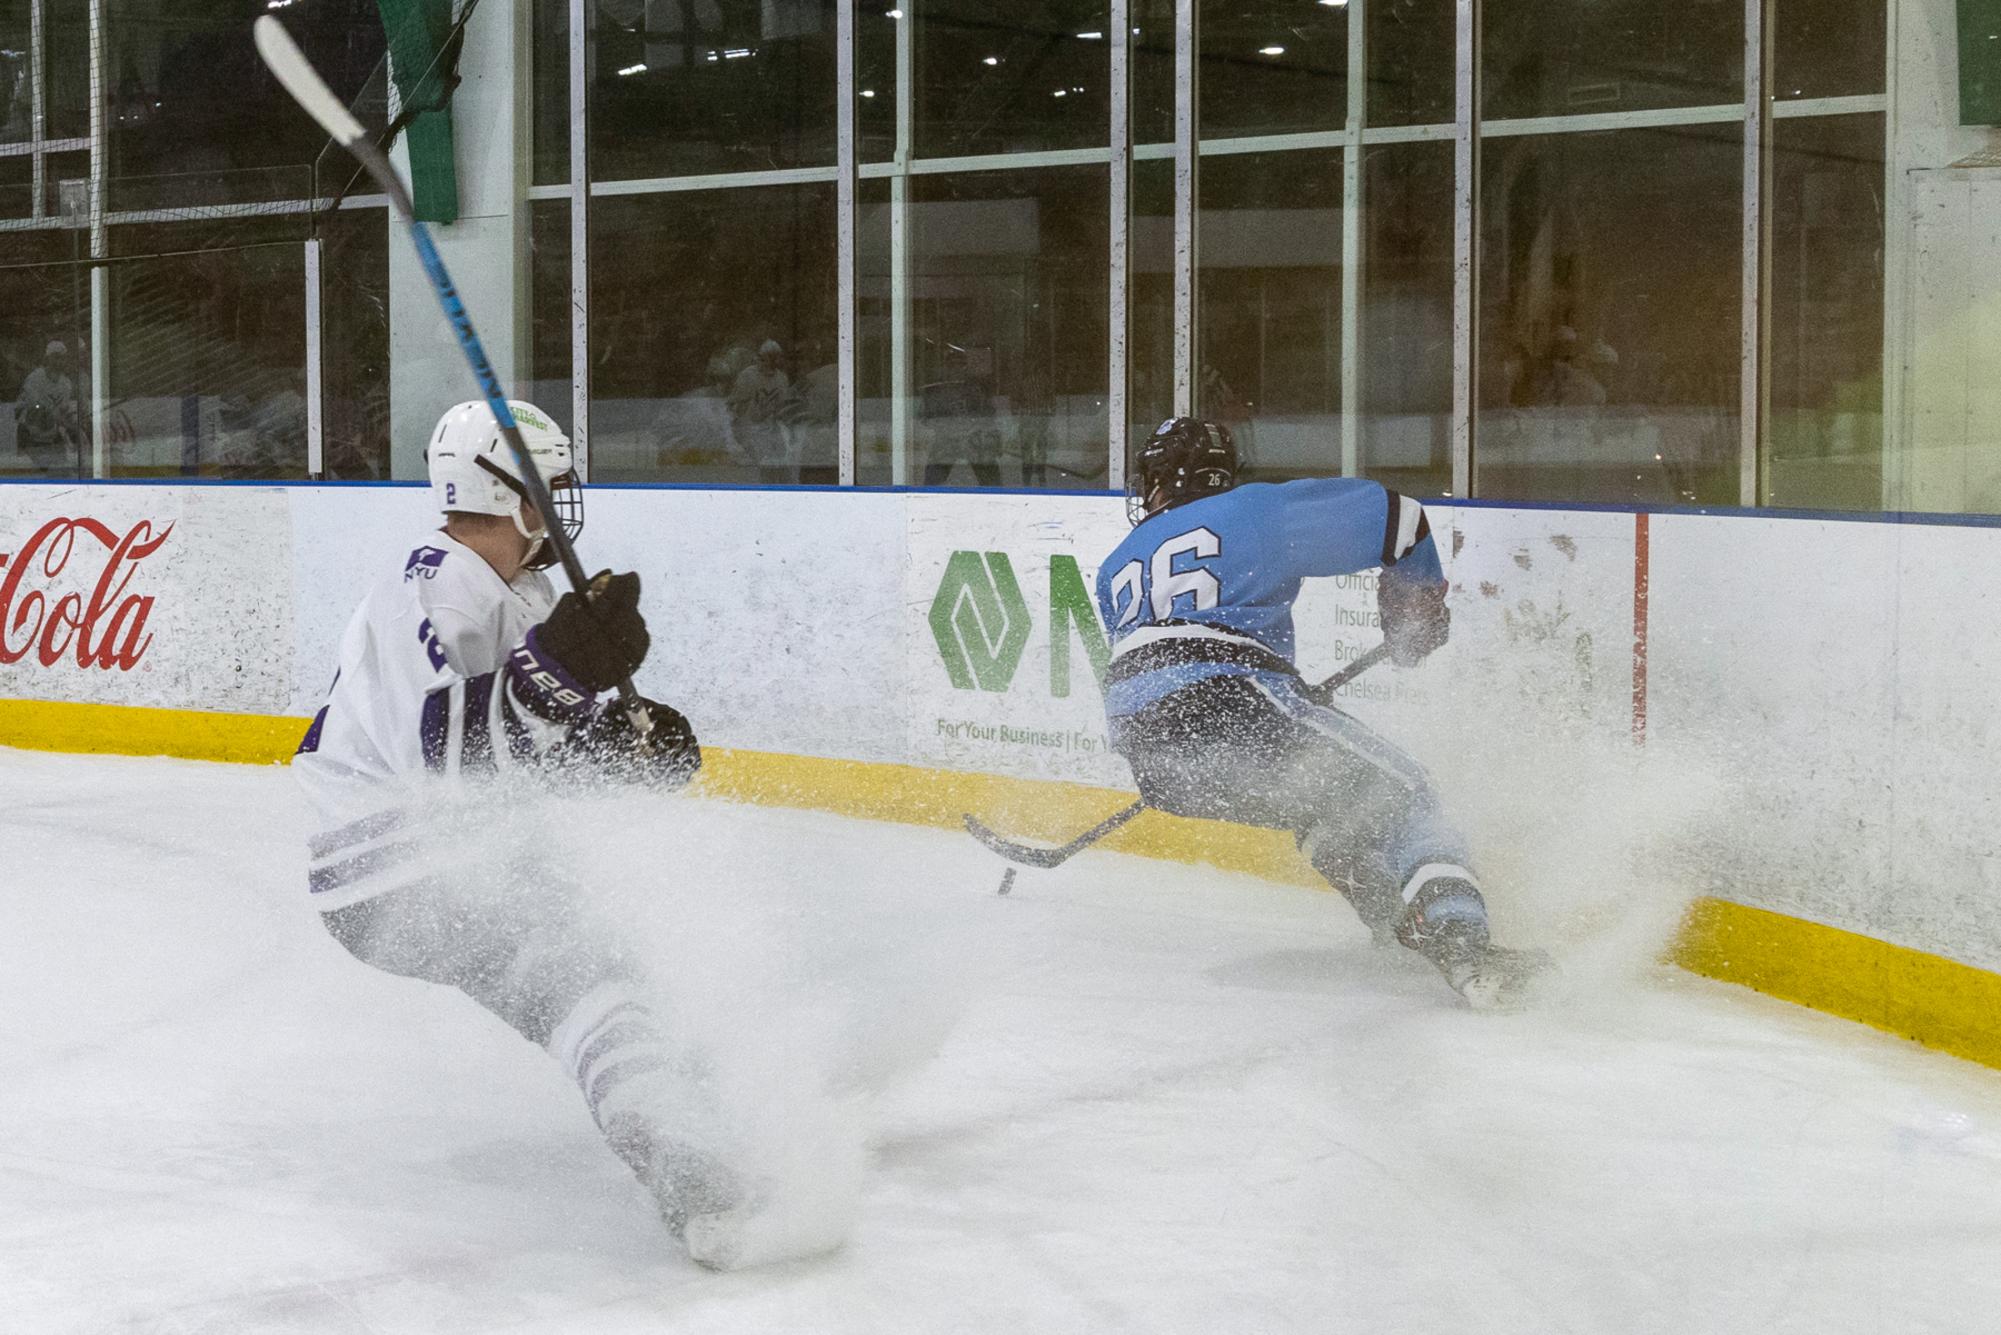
617, 62, 647, 76
1259, 44, 1286, 56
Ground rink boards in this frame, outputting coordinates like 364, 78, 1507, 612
1, 481, 1997, 1067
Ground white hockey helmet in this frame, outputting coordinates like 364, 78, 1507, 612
427, 400, 582, 570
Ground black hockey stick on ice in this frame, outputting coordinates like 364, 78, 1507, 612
254, 16, 649, 730
966, 642, 1392, 891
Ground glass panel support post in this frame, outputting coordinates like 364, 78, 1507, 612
570, 0, 591, 479
88, 0, 106, 479
1451, 0, 1477, 499
1109, 0, 1132, 489
305, 237, 324, 478
1741, 0, 1773, 508
837, 0, 858, 486
1340, 0, 1366, 478
1881, 0, 1904, 511
1173, 0, 1197, 417
890, 6, 912, 485
30, 0, 44, 219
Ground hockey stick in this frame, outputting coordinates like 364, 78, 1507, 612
253, 16, 648, 727
966, 642, 1393, 890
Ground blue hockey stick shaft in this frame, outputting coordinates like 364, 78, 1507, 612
255, 17, 642, 717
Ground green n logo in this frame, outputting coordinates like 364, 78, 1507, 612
930, 551, 1031, 692
1047, 554, 1109, 698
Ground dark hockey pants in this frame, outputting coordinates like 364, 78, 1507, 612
1111, 672, 1475, 940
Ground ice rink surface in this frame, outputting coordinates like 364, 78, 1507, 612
5, 748, 2001, 1334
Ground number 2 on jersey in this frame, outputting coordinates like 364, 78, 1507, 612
1110, 526, 1222, 628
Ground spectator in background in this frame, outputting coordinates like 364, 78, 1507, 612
793, 337, 839, 487
728, 338, 793, 484
15, 340, 81, 477
920, 347, 1001, 488
1523, 324, 1616, 408
1015, 360, 1051, 490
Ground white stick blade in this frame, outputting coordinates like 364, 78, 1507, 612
254, 16, 368, 148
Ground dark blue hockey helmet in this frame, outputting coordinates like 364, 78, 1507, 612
1128, 417, 1238, 523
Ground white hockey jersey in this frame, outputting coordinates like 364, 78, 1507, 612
293, 530, 571, 912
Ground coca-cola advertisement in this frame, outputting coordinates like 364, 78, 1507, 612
0, 487, 297, 714
0, 517, 171, 671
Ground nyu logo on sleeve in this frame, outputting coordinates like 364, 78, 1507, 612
403, 547, 448, 582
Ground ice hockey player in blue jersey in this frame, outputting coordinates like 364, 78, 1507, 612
1096, 417, 1547, 1008
293, 402, 790, 1269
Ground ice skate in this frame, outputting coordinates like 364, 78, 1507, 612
679, 1184, 852, 1272
1434, 940, 1554, 1011
1396, 879, 1552, 1011
616, 1123, 845, 1271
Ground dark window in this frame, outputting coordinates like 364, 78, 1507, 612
590, 183, 837, 483
1476, 125, 1743, 504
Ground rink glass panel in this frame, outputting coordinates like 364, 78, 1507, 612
900, 166, 1110, 491
1367, 0, 1454, 130
1194, 0, 1347, 140
1195, 149, 1344, 483
855, 5, 899, 164
317, 206, 393, 483
1481, 0, 1743, 120
526, 199, 574, 442
43, 4, 91, 142
1777, 0, 1888, 101
1128, 156, 1175, 453
0, 230, 89, 480
586, 182, 838, 486
1361, 140, 1454, 500
911, 1, 1111, 159
532, 0, 570, 188
1473, 123, 1743, 507
103, 0, 384, 211
103, 217, 311, 480
587, 0, 839, 182
1765, 114, 1886, 513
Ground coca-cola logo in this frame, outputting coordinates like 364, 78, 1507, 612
0, 517, 173, 670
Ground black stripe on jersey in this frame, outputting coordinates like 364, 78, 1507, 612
498, 680, 541, 763
420, 690, 452, 772
1380, 492, 1432, 568
1103, 632, 1297, 691
460, 674, 498, 776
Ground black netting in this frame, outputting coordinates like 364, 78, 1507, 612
0, 0, 479, 480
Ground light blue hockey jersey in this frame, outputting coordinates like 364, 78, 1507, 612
1093, 478, 1444, 718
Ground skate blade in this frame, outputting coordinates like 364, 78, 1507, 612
1456, 950, 1555, 1013
682, 1197, 851, 1272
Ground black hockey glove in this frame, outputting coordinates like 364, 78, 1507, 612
1378, 577, 1450, 668
570, 697, 702, 792
536, 570, 651, 693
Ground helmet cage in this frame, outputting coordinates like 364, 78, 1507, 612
472, 453, 584, 570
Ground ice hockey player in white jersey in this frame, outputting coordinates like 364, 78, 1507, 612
293, 401, 776, 1269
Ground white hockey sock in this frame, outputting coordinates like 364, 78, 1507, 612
545, 980, 680, 1135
